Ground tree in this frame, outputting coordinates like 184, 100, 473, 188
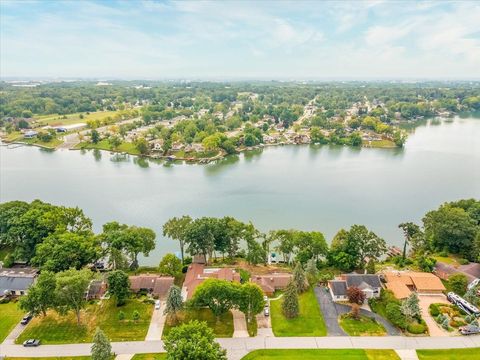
32, 232, 100, 272
164, 285, 183, 321
91, 129, 100, 144
236, 283, 265, 322
366, 259, 376, 274
163, 320, 227, 360
418, 256, 436, 272
19, 271, 56, 317
272, 230, 296, 264
305, 258, 318, 286
108, 135, 122, 149
91, 328, 111, 360
398, 222, 421, 260
163, 216, 192, 263
184, 217, 216, 264
191, 279, 236, 318
293, 262, 307, 293
282, 280, 299, 318
401, 293, 420, 321
159, 253, 182, 277
107, 270, 130, 306
464, 287, 479, 306
350, 303, 360, 320
347, 286, 366, 305
135, 137, 149, 155
294, 231, 328, 264
133, 309, 140, 321
55, 268, 92, 325
448, 273, 468, 296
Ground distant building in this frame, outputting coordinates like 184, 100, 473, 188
85, 279, 107, 300
0, 267, 38, 296
250, 273, 292, 296
434, 262, 480, 284
129, 274, 174, 299
329, 274, 382, 301
23, 130, 38, 139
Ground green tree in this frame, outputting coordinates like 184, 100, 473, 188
159, 253, 182, 277
448, 273, 468, 296
236, 283, 265, 322
398, 222, 421, 260
282, 280, 299, 318
19, 270, 56, 317
164, 285, 183, 322
191, 279, 236, 318
55, 268, 92, 325
163, 320, 227, 360
305, 258, 318, 286
184, 217, 216, 264
91, 129, 100, 144
401, 293, 420, 321
293, 262, 307, 293
135, 137, 149, 155
366, 259, 376, 274
91, 328, 111, 360
133, 309, 140, 321
107, 270, 130, 306
108, 135, 122, 150
464, 286, 479, 306
163, 215, 192, 264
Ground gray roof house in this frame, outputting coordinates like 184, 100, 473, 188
329, 274, 382, 301
0, 267, 38, 296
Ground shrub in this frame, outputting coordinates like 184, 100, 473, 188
449, 319, 465, 328
386, 302, 407, 329
118, 311, 125, 320
143, 298, 155, 304
439, 250, 449, 257
441, 318, 450, 330
429, 303, 440, 317
407, 322, 426, 334
239, 269, 250, 283
2, 253, 14, 268
458, 258, 469, 265
132, 310, 140, 321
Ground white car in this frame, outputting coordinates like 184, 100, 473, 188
155, 300, 161, 310
264, 307, 270, 316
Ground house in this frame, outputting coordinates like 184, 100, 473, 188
149, 139, 164, 152
329, 274, 382, 301
129, 274, 174, 299
182, 263, 241, 300
85, 279, 107, 300
434, 262, 480, 284
250, 273, 292, 296
0, 267, 38, 296
24, 130, 38, 139
383, 271, 446, 299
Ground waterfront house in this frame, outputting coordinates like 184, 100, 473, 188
0, 267, 38, 296
85, 279, 107, 300
129, 274, 174, 299
24, 130, 38, 139
383, 271, 446, 299
329, 274, 382, 301
434, 262, 480, 284
250, 273, 292, 296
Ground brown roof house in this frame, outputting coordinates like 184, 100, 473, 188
384, 271, 446, 299
182, 263, 241, 300
85, 279, 107, 300
129, 274, 174, 299
250, 273, 292, 296
434, 262, 480, 284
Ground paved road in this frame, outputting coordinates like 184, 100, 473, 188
2, 335, 480, 359
314, 286, 401, 336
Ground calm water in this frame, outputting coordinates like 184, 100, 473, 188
1, 117, 479, 265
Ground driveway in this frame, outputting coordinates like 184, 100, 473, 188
145, 302, 166, 340
314, 286, 401, 336
418, 294, 450, 337
232, 310, 249, 338
1, 319, 28, 345
314, 286, 346, 336
256, 311, 274, 337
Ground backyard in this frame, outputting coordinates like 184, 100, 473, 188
0, 301, 25, 342
162, 308, 233, 338
270, 287, 327, 337
16, 298, 152, 344
241, 349, 400, 360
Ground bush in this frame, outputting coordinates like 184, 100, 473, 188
118, 311, 125, 320
2, 253, 14, 268
386, 302, 407, 329
407, 322, 427, 334
439, 250, 449, 257
132, 310, 140, 321
429, 303, 440, 317
238, 269, 250, 283
458, 258, 469, 265
143, 298, 155, 304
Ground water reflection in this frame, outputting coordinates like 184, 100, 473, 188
204, 154, 240, 175
93, 149, 102, 161
133, 157, 149, 168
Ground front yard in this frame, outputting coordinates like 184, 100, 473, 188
270, 287, 327, 337
0, 301, 25, 342
16, 298, 152, 344
417, 348, 480, 360
162, 308, 233, 338
339, 314, 387, 336
241, 349, 400, 360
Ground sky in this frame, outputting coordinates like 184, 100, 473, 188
1, 0, 480, 80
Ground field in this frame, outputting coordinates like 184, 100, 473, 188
16, 298, 152, 344
416, 348, 480, 360
162, 308, 233, 338
270, 287, 327, 337
241, 349, 400, 360
339, 314, 387, 336
34, 111, 120, 127
0, 301, 25, 342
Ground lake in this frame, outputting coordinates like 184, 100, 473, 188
1, 116, 479, 265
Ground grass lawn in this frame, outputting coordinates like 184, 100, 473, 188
241, 349, 400, 360
162, 308, 233, 338
131, 355, 167, 360
339, 314, 387, 336
22, 137, 63, 149
2, 131, 23, 141
76, 140, 140, 155
417, 348, 480, 360
270, 287, 327, 337
0, 302, 25, 343
17, 298, 152, 344
6, 358, 91, 360
363, 139, 396, 148
34, 111, 120, 127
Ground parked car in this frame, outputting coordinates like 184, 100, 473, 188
23, 339, 41, 347
264, 307, 270, 317
155, 300, 161, 310
21, 314, 33, 325
263, 295, 268, 302
459, 325, 480, 335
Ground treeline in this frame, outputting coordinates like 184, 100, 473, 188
0, 200, 156, 271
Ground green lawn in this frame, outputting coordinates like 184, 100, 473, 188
76, 140, 141, 155
34, 111, 120, 126
131, 355, 167, 360
339, 314, 387, 336
270, 287, 327, 337
417, 348, 480, 360
0, 302, 26, 342
6, 358, 91, 360
162, 308, 233, 338
241, 349, 400, 360
17, 298, 152, 344
22, 136, 63, 149
363, 139, 396, 148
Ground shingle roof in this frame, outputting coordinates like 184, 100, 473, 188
386, 281, 411, 299
129, 274, 174, 297
345, 274, 381, 289
329, 280, 347, 296
0, 267, 38, 293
